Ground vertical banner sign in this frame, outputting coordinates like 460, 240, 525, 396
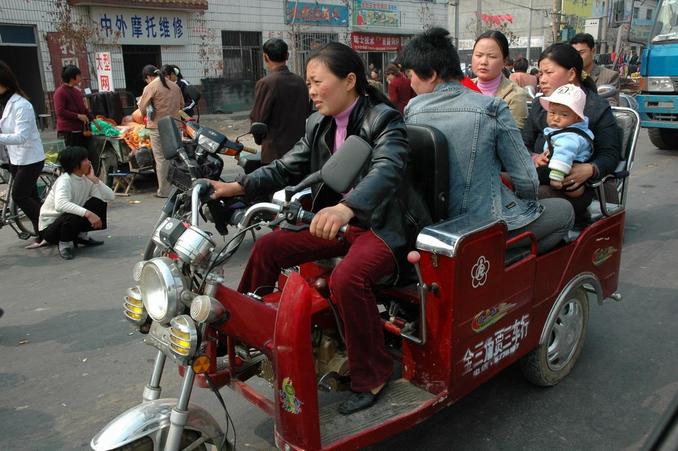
95, 52, 114, 92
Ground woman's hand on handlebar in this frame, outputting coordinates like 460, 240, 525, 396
310, 203, 354, 240
209, 180, 245, 199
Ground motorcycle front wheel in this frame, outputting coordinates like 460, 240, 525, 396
112, 429, 229, 450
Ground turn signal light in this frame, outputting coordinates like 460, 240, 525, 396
169, 315, 198, 360
192, 355, 211, 374
123, 286, 148, 324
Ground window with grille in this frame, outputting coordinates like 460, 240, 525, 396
293, 32, 338, 75
221, 31, 263, 81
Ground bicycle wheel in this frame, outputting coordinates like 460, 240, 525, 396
11, 170, 57, 236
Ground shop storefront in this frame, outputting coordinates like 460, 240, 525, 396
285, 1, 349, 76
351, 32, 404, 82
350, 1, 411, 85
0, 25, 46, 114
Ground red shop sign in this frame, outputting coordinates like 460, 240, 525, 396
351, 32, 402, 51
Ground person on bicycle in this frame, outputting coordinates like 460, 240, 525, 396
210, 42, 430, 415
0, 60, 45, 244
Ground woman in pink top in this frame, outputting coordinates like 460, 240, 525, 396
472, 30, 528, 129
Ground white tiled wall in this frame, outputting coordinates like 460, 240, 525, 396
1, 0, 449, 95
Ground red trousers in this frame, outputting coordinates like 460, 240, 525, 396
239, 227, 395, 392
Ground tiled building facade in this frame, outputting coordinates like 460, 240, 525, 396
0, 0, 448, 115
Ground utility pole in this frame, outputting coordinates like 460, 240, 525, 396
476, 0, 483, 36
601, 0, 611, 53
552, 0, 561, 43
448, 0, 460, 50
527, 0, 534, 63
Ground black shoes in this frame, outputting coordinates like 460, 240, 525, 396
75, 237, 104, 247
59, 246, 74, 260
338, 385, 386, 415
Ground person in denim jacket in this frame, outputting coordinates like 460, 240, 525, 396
401, 28, 574, 253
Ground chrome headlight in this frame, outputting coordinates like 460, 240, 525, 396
140, 257, 185, 324
169, 315, 199, 360
646, 76, 675, 93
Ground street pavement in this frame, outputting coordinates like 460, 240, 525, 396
1, 127, 677, 450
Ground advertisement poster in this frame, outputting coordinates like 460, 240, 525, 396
353, 1, 400, 28
285, 2, 349, 27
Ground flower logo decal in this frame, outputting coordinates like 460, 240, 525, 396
471, 256, 490, 288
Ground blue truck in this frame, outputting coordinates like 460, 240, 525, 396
635, 0, 678, 149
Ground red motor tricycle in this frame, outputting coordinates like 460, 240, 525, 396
91, 107, 639, 451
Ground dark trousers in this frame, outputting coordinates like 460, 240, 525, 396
57, 131, 97, 167
9, 160, 44, 234
239, 227, 395, 392
58, 131, 88, 148
41, 197, 107, 244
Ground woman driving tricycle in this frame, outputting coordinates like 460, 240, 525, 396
209, 42, 430, 415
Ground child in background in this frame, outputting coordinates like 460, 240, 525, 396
540, 84, 594, 198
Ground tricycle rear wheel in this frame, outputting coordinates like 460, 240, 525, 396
520, 287, 589, 386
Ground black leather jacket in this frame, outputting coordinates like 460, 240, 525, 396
237, 95, 431, 265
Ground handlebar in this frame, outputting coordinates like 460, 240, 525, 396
236, 201, 347, 234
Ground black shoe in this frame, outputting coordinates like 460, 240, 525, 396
59, 246, 74, 260
0, 308, 4, 319
75, 237, 104, 247
338, 386, 385, 415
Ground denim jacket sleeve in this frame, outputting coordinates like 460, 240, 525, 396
495, 100, 539, 200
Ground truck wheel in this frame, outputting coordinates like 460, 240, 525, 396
520, 287, 589, 387
648, 128, 678, 150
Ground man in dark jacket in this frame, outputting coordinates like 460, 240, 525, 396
249, 39, 309, 164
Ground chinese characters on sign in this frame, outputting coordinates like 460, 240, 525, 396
350, 33, 403, 51
96, 52, 114, 92
462, 314, 530, 377
91, 8, 188, 45
353, 0, 401, 28
285, 2, 349, 27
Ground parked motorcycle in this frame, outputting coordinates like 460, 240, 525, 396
142, 118, 267, 260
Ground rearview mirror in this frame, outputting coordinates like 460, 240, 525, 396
158, 116, 182, 159
321, 135, 372, 193
250, 122, 268, 137
286, 135, 372, 200
597, 84, 618, 99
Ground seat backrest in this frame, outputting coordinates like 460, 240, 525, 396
405, 124, 449, 222
611, 106, 640, 205
612, 107, 640, 164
